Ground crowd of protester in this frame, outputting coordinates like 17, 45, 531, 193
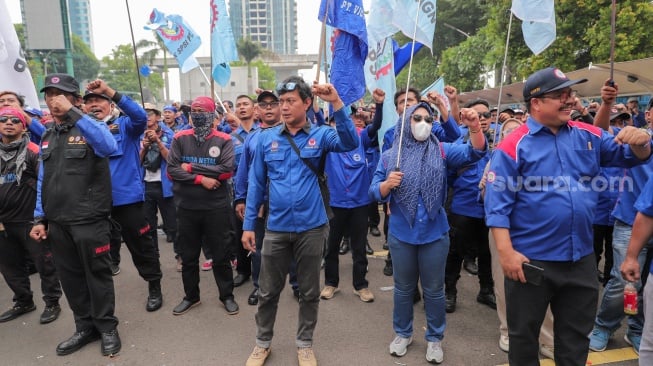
0, 67, 652, 366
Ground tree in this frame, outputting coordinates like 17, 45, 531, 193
99, 44, 164, 102
231, 59, 277, 91
237, 38, 262, 94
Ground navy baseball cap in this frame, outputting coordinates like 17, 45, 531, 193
83, 90, 111, 102
257, 90, 278, 103
40, 73, 80, 94
523, 67, 587, 101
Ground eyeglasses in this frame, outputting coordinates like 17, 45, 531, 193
0, 116, 22, 124
539, 89, 572, 102
412, 114, 434, 123
478, 111, 492, 119
276, 82, 298, 94
258, 101, 280, 109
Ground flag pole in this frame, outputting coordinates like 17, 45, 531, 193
315, 0, 329, 82
198, 66, 228, 112
492, 10, 514, 147
125, 0, 145, 106
395, 0, 423, 170
609, 0, 616, 85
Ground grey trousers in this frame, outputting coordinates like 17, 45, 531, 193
255, 224, 328, 348
641, 279, 653, 365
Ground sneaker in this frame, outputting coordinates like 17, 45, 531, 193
426, 341, 444, 364
389, 335, 412, 357
320, 286, 339, 300
588, 326, 611, 352
297, 347, 317, 366
624, 332, 641, 355
176, 256, 183, 272
246, 345, 271, 366
354, 288, 375, 302
463, 259, 478, 275
498, 335, 509, 353
201, 259, 213, 271
110, 264, 121, 276
365, 241, 374, 255
370, 226, 381, 237
539, 344, 554, 359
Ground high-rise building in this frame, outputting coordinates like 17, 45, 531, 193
229, 0, 297, 55
67, 0, 94, 52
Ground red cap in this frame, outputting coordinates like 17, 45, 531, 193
191, 96, 215, 112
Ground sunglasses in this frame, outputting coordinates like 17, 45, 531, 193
412, 114, 434, 123
478, 111, 492, 119
0, 116, 22, 124
276, 82, 298, 94
258, 101, 280, 109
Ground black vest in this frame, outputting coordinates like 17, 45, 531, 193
40, 124, 112, 224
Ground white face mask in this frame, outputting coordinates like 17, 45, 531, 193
411, 120, 431, 141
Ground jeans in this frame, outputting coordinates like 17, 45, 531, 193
251, 217, 299, 291
389, 233, 449, 342
595, 220, 648, 336
255, 225, 328, 348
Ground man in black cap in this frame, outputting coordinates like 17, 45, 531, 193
30, 73, 121, 356
485, 67, 652, 365
82, 79, 163, 313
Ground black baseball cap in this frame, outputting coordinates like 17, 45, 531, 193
40, 73, 80, 94
523, 67, 587, 101
257, 90, 278, 103
83, 90, 111, 102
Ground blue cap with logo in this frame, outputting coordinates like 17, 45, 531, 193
523, 67, 587, 101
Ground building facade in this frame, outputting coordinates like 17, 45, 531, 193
229, 0, 297, 55
67, 0, 94, 52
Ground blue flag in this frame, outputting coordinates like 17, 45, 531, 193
210, 0, 239, 87
318, 0, 368, 106
393, 40, 424, 75
511, 0, 556, 55
145, 8, 201, 73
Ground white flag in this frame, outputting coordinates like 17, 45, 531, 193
367, 0, 436, 50
0, 0, 40, 108
511, 0, 556, 55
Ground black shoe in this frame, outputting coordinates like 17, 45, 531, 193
110, 264, 120, 276
339, 238, 350, 255
413, 289, 421, 304
445, 293, 457, 313
0, 303, 36, 322
383, 242, 389, 250
248, 289, 259, 306
477, 289, 497, 309
56, 329, 100, 356
383, 260, 393, 276
166, 234, 174, 243
370, 226, 381, 237
366, 241, 374, 255
223, 298, 239, 315
146, 281, 163, 312
172, 299, 201, 315
234, 273, 250, 287
293, 288, 300, 302
101, 329, 121, 356
463, 259, 478, 275
40, 304, 61, 324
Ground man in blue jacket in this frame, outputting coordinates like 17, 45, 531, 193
82, 80, 163, 313
242, 77, 358, 366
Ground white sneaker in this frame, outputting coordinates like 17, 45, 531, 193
498, 335, 509, 353
389, 335, 412, 357
426, 341, 444, 364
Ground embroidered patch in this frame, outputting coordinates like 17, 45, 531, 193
209, 146, 221, 158
487, 171, 496, 183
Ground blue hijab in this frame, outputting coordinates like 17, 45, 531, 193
384, 103, 446, 226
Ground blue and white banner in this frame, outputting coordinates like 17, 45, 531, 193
210, 0, 239, 87
367, 0, 437, 50
0, 0, 39, 108
145, 8, 201, 73
364, 37, 398, 148
511, 0, 556, 55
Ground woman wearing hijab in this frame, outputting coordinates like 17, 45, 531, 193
370, 102, 487, 363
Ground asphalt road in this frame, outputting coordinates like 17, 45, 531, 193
0, 230, 640, 366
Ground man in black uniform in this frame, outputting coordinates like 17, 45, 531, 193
0, 107, 62, 324
30, 73, 120, 356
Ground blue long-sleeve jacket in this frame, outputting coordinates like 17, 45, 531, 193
370, 140, 486, 244
106, 94, 148, 206
326, 127, 373, 208
485, 118, 650, 262
243, 107, 358, 232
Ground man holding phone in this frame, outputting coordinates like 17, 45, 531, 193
484, 67, 652, 366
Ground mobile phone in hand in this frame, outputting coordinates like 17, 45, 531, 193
522, 262, 544, 286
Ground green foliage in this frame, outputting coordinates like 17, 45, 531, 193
231, 60, 277, 91
99, 44, 164, 101
237, 38, 262, 77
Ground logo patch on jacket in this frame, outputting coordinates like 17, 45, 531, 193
209, 146, 221, 158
